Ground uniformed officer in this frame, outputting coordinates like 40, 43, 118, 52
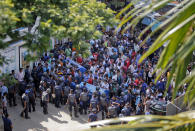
8, 84, 17, 107
107, 104, 117, 119
67, 89, 78, 118
90, 93, 99, 112
54, 81, 62, 108
88, 108, 98, 122
39, 81, 46, 107
100, 93, 108, 120
75, 85, 82, 113
42, 88, 51, 114
119, 108, 126, 118
62, 85, 70, 105
123, 103, 132, 116
95, 87, 101, 101
27, 84, 36, 112
20, 90, 30, 119
79, 88, 89, 115
75, 85, 82, 104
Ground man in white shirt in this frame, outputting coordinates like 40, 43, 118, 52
17, 68, 24, 82
129, 63, 135, 74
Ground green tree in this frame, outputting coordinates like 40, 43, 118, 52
6, 0, 116, 59
0, 0, 19, 64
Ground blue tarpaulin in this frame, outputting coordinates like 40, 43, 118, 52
141, 17, 152, 25
66, 58, 87, 73
80, 82, 109, 96
141, 17, 161, 32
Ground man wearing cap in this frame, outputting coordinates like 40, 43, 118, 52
20, 90, 30, 119
42, 88, 51, 114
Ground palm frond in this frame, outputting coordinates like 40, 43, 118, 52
84, 111, 195, 131
117, 0, 195, 104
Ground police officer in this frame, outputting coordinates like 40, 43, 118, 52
119, 108, 126, 118
62, 85, 70, 105
90, 93, 99, 112
79, 88, 88, 115
8, 84, 17, 107
39, 81, 46, 107
75, 85, 82, 106
107, 104, 117, 119
27, 84, 36, 112
54, 81, 62, 108
88, 108, 98, 122
95, 86, 101, 101
100, 93, 108, 120
42, 88, 51, 114
67, 89, 78, 118
20, 90, 30, 119
122, 103, 132, 116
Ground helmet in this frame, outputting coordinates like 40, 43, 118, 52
92, 108, 97, 113
76, 84, 80, 89
121, 109, 126, 114
26, 84, 31, 88
83, 88, 87, 92
96, 86, 100, 90
101, 93, 106, 97
46, 88, 51, 93
121, 92, 125, 96
25, 90, 30, 94
40, 81, 44, 85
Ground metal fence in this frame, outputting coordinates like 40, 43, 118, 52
166, 89, 195, 115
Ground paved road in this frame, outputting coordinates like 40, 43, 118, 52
0, 99, 90, 131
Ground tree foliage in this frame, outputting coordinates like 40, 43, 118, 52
0, 0, 117, 62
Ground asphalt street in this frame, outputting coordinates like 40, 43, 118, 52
0, 98, 90, 131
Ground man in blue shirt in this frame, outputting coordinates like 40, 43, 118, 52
88, 108, 98, 122
1, 112, 13, 131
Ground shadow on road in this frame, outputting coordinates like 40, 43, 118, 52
2, 98, 88, 131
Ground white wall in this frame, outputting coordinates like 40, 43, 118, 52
0, 40, 25, 74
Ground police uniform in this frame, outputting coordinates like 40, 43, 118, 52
39, 84, 45, 107
108, 105, 117, 118
79, 91, 88, 114
75, 87, 82, 104
28, 87, 36, 112
68, 93, 78, 117
42, 89, 50, 114
90, 97, 99, 111
100, 95, 108, 120
20, 92, 30, 119
62, 86, 70, 105
55, 85, 62, 108
8, 85, 17, 106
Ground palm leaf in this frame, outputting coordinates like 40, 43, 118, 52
117, 0, 195, 105
84, 111, 195, 131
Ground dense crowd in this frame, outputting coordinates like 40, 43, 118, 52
0, 25, 189, 130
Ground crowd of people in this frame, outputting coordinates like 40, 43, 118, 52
0, 24, 190, 130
